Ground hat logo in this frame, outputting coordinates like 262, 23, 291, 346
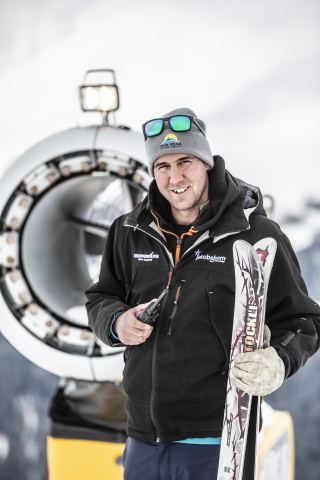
160, 133, 182, 149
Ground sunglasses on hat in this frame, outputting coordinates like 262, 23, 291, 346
142, 115, 205, 140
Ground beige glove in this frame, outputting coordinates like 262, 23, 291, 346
230, 335, 285, 397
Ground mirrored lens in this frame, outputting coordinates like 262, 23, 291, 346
145, 119, 163, 137
170, 115, 191, 132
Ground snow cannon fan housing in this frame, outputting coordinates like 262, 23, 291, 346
0, 124, 150, 381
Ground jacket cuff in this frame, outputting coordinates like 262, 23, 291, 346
108, 310, 126, 346
272, 344, 293, 379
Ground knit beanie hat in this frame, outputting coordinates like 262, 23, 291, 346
143, 107, 213, 176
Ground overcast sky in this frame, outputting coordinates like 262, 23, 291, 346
1, 0, 319, 215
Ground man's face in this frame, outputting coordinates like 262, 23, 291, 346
153, 153, 210, 220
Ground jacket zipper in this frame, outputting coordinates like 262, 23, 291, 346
175, 237, 182, 265
124, 221, 176, 440
149, 267, 174, 442
166, 280, 185, 335
280, 328, 303, 347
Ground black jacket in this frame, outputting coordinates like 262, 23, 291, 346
85, 156, 320, 443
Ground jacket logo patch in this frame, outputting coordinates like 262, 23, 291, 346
133, 252, 160, 262
194, 249, 226, 263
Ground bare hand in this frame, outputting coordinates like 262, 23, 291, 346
114, 302, 154, 345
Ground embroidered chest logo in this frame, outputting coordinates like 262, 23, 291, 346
160, 133, 182, 149
133, 252, 160, 262
194, 249, 226, 264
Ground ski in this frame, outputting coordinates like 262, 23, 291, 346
217, 238, 277, 480
244, 238, 277, 480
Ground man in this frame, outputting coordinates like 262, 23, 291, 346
85, 107, 320, 480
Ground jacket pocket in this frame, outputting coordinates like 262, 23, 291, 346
280, 328, 303, 346
207, 283, 230, 372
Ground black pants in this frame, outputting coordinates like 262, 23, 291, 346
123, 437, 220, 480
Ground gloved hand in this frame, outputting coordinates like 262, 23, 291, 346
230, 333, 285, 397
